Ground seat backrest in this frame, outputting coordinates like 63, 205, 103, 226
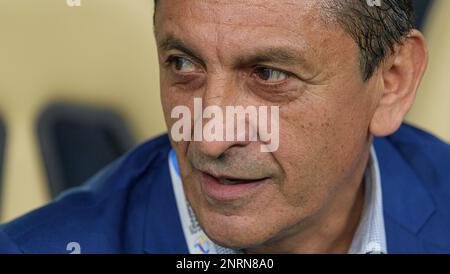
37, 102, 136, 197
413, 0, 434, 29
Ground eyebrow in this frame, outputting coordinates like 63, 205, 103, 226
234, 47, 310, 69
158, 35, 310, 70
158, 35, 206, 67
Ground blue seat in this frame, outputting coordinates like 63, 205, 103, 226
37, 102, 136, 197
413, 0, 434, 29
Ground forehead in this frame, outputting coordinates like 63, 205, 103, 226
155, 0, 330, 45
155, 0, 357, 72
156, 0, 321, 26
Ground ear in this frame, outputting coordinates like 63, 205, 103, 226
370, 30, 428, 137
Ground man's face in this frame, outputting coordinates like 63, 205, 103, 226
156, 0, 380, 249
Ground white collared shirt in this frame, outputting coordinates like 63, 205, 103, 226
348, 147, 387, 254
169, 147, 387, 254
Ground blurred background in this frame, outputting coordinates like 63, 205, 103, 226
0, 0, 448, 222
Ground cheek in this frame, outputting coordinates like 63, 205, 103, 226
160, 78, 179, 114
274, 96, 370, 208
160, 79, 173, 123
160, 84, 196, 164
274, 116, 334, 209
161, 82, 195, 126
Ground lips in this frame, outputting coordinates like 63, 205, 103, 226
200, 172, 269, 201
217, 177, 263, 185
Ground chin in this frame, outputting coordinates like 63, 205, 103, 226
195, 206, 278, 250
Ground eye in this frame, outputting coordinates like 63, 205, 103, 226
167, 56, 199, 73
253, 67, 289, 83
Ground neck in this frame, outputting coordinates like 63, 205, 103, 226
244, 149, 370, 254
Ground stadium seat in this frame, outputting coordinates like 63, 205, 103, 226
413, 0, 434, 29
37, 102, 136, 197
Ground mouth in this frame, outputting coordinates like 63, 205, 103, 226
217, 177, 264, 185
199, 172, 270, 202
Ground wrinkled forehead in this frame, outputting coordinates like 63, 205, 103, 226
155, 0, 323, 27
153, 0, 347, 64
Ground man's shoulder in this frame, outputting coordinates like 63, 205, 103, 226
385, 123, 450, 182
376, 124, 450, 253
0, 134, 172, 254
379, 123, 450, 201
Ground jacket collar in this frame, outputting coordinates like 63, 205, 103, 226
142, 147, 189, 254
374, 136, 436, 235
373, 136, 447, 253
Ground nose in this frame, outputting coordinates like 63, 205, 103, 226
193, 133, 251, 160
191, 74, 252, 159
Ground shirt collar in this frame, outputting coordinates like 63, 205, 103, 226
169, 147, 387, 254
348, 146, 387, 254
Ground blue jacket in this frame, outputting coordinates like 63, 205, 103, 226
1, 124, 449, 254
